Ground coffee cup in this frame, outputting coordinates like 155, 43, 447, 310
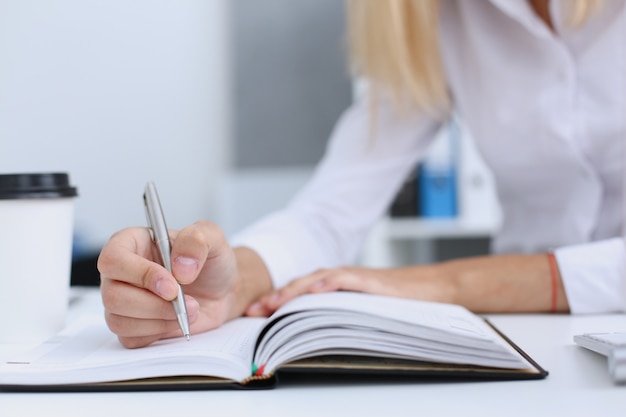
0, 173, 78, 343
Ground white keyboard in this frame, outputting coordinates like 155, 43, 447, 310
574, 332, 626, 383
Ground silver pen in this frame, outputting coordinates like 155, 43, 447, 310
143, 181, 191, 341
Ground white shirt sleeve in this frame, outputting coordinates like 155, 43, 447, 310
555, 238, 626, 314
231, 95, 442, 289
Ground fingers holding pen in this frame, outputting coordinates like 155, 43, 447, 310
100, 278, 201, 348
170, 221, 237, 296
169, 221, 215, 285
111, 297, 211, 349
98, 227, 180, 301
98, 227, 195, 344
101, 279, 199, 321
98, 222, 241, 347
107, 314, 194, 349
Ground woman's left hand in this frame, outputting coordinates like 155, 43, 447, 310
244, 265, 454, 316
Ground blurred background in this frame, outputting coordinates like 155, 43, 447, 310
0, 0, 351, 284
0, 0, 496, 286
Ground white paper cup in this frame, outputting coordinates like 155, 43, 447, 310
0, 173, 78, 344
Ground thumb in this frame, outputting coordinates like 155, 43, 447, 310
171, 255, 201, 285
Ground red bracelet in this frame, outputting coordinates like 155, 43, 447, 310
547, 252, 559, 313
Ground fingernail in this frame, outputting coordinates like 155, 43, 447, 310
247, 302, 262, 314
155, 278, 177, 299
173, 256, 198, 283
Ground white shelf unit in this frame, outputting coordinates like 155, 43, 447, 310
376, 217, 498, 240
360, 217, 499, 268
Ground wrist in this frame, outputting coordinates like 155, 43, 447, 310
392, 264, 459, 305
428, 264, 461, 305
444, 254, 571, 313
230, 247, 273, 318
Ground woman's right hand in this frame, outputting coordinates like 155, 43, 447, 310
98, 221, 272, 348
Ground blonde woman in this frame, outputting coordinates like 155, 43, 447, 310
99, 0, 624, 348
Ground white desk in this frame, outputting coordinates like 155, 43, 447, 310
1, 288, 625, 417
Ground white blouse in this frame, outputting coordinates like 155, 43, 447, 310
232, 0, 626, 314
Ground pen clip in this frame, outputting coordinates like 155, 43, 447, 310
143, 192, 155, 242
143, 181, 172, 271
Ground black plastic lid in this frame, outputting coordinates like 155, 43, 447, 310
0, 173, 78, 199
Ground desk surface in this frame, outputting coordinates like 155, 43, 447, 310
1, 288, 625, 417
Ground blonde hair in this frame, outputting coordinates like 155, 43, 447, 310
347, 0, 601, 116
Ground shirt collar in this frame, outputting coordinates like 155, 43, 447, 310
487, 0, 555, 39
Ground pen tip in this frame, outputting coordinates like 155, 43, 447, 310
186, 334, 190, 341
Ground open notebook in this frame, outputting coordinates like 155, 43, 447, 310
0, 292, 547, 391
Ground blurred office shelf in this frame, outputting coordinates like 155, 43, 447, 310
377, 217, 498, 240
360, 217, 499, 268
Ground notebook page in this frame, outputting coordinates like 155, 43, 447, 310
0, 315, 266, 385
273, 292, 493, 339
